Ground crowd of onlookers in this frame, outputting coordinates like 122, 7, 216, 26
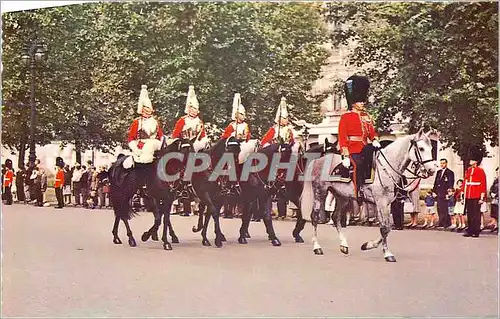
2, 159, 111, 209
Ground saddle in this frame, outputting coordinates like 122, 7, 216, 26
329, 157, 375, 184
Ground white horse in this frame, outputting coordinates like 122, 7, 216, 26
300, 129, 438, 262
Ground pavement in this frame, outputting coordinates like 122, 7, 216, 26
2, 204, 498, 317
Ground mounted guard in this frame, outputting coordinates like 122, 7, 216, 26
125, 85, 165, 168
260, 97, 294, 148
172, 85, 209, 152
338, 75, 381, 202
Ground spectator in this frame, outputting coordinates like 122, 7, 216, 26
40, 169, 48, 205
487, 167, 498, 233
432, 158, 455, 229
63, 165, 72, 205
1, 164, 5, 201
80, 165, 90, 208
54, 157, 65, 209
15, 164, 26, 203
447, 188, 457, 229
72, 163, 83, 206
453, 180, 466, 231
89, 166, 98, 208
96, 166, 109, 209
30, 167, 43, 207
422, 190, 437, 228
461, 147, 487, 238
404, 179, 421, 228
3, 159, 14, 205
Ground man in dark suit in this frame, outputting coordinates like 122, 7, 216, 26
433, 158, 455, 228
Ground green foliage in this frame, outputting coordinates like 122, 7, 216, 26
325, 2, 498, 160
2, 2, 329, 153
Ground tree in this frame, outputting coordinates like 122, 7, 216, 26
2, 2, 330, 159
324, 2, 498, 167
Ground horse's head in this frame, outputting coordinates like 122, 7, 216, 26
165, 137, 195, 156
409, 129, 438, 178
322, 138, 336, 154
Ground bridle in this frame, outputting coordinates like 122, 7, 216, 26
376, 138, 434, 193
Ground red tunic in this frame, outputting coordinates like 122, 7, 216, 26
54, 169, 65, 188
338, 111, 378, 155
461, 166, 487, 200
127, 117, 164, 147
221, 121, 251, 141
260, 126, 294, 146
3, 169, 13, 187
172, 115, 206, 140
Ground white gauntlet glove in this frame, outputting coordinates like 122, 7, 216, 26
342, 157, 351, 168
372, 140, 381, 149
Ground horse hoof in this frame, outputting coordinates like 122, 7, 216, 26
202, 239, 211, 247
171, 236, 180, 244
271, 239, 282, 247
245, 232, 251, 239
192, 226, 199, 233
141, 232, 150, 242
113, 237, 122, 245
151, 232, 159, 241
238, 237, 247, 244
294, 236, 304, 243
221, 234, 227, 242
313, 248, 324, 255
215, 239, 223, 248
361, 242, 369, 251
385, 255, 397, 262
128, 237, 137, 247
163, 243, 173, 250
340, 245, 349, 255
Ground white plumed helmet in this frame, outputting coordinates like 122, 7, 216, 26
274, 97, 288, 123
231, 93, 246, 120
184, 85, 200, 114
137, 85, 153, 114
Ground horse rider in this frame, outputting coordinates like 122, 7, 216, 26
260, 97, 294, 148
172, 85, 209, 152
126, 85, 165, 168
221, 93, 251, 142
338, 75, 381, 202
171, 85, 208, 216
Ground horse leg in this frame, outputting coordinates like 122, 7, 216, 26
161, 209, 173, 250
212, 205, 224, 248
122, 217, 137, 247
201, 202, 212, 247
377, 201, 396, 262
291, 199, 306, 243
192, 202, 205, 233
333, 198, 349, 255
311, 221, 323, 255
238, 202, 251, 244
141, 204, 162, 243
263, 197, 281, 246
112, 215, 122, 244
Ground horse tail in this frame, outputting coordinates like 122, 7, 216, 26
300, 179, 314, 217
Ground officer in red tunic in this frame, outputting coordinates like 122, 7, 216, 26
338, 75, 381, 201
221, 93, 251, 141
261, 97, 294, 147
127, 85, 164, 166
3, 159, 14, 205
461, 147, 487, 237
54, 157, 65, 209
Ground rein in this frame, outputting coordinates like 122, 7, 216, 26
375, 139, 432, 193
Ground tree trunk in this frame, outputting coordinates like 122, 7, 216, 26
17, 137, 27, 169
75, 140, 82, 164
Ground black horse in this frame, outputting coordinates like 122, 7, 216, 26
234, 142, 296, 246
109, 138, 197, 250
141, 137, 229, 248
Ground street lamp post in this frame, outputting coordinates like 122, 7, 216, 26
22, 40, 45, 168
